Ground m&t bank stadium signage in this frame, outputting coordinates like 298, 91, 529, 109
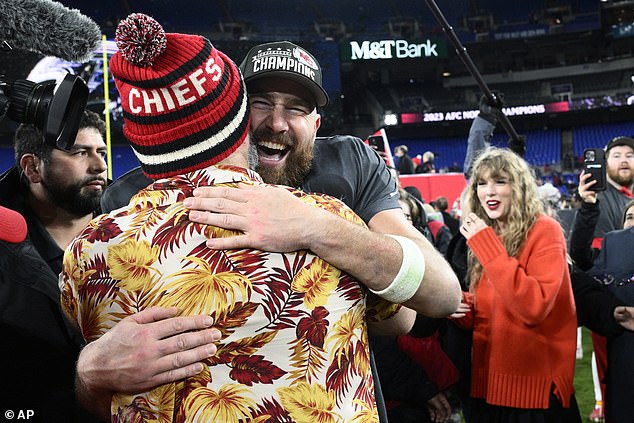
341, 39, 447, 61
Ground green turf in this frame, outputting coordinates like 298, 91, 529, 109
574, 327, 598, 420
452, 326, 597, 422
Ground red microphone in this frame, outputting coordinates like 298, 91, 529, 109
0, 206, 27, 243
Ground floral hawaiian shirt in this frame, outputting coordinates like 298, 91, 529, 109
60, 165, 399, 422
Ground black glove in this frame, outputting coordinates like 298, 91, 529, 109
508, 134, 526, 158
478, 92, 504, 125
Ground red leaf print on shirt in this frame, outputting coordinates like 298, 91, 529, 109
296, 306, 329, 348
229, 355, 286, 386
85, 217, 122, 243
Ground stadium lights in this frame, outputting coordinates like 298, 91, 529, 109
384, 113, 398, 126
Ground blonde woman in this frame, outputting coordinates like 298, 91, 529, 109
452, 147, 579, 422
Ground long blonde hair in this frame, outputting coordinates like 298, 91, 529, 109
466, 147, 544, 289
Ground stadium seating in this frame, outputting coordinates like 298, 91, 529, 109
572, 121, 634, 157
399, 127, 563, 171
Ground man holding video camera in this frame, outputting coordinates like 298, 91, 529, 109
0, 110, 107, 274
0, 110, 106, 421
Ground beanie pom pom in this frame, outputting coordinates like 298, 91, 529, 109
115, 13, 167, 67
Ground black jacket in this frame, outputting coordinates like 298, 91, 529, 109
0, 238, 98, 422
369, 335, 440, 407
595, 182, 632, 238
569, 201, 600, 271
587, 226, 634, 423
568, 200, 628, 335
440, 211, 460, 236
0, 168, 99, 422
571, 266, 624, 337
396, 154, 415, 175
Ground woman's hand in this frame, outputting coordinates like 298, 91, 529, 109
449, 300, 471, 319
459, 212, 488, 240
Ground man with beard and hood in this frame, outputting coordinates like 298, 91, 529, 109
0, 109, 106, 422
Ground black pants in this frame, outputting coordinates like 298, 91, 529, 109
470, 392, 582, 423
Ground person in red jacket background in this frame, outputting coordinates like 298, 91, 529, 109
452, 147, 580, 422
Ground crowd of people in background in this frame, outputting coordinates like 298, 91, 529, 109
389, 113, 634, 423
2, 8, 634, 423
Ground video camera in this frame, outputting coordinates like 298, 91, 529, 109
0, 72, 88, 151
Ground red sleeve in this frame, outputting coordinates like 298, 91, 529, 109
466, 218, 568, 325
449, 291, 475, 329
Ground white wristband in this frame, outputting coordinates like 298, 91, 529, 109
369, 234, 425, 303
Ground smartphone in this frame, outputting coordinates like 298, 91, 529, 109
583, 148, 606, 191
367, 135, 385, 153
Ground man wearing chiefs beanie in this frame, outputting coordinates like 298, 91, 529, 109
61, 13, 409, 422
109, 13, 250, 179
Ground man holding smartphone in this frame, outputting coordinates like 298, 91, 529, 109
583, 149, 606, 191
592, 136, 634, 244
574, 135, 634, 422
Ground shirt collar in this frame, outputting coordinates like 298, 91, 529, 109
131, 165, 263, 208
619, 186, 633, 198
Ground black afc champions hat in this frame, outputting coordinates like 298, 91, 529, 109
239, 41, 329, 107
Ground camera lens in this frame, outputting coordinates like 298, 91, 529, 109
0, 75, 88, 150
4, 79, 55, 130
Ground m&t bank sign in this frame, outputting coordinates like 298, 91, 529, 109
341, 39, 447, 61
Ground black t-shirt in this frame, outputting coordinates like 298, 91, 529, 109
303, 135, 399, 223
101, 135, 400, 223
595, 183, 632, 238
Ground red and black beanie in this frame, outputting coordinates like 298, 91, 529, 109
110, 13, 250, 179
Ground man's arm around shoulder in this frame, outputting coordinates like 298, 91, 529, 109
184, 185, 461, 317
75, 307, 221, 420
